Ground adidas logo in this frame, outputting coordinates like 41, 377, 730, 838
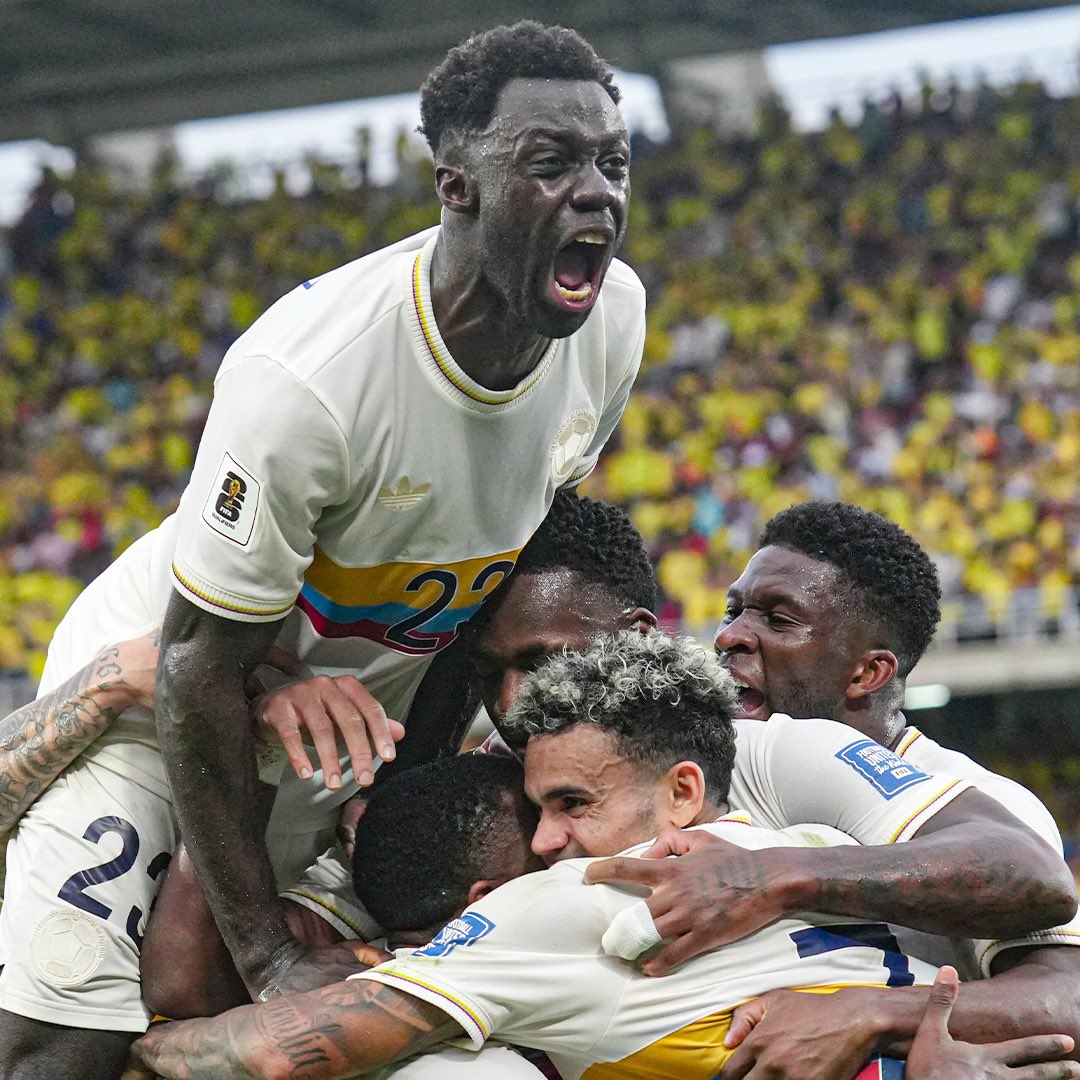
378, 476, 430, 511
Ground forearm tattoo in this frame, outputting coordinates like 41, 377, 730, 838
0, 648, 130, 829
136, 979, 454, 1079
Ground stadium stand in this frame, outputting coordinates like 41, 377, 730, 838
3, 76, 1077, 691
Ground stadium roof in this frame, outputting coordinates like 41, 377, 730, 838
2, 0, 1076, 145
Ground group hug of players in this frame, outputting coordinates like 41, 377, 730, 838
0, 19, 1078, 1080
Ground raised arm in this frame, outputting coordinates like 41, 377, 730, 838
0, 631, 158, 837
131, 977, 459, 1080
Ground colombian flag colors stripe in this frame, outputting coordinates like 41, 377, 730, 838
296, 545, 520, 655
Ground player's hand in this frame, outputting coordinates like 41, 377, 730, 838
251, 675, 405, 791
906, 966, 1080, 1080
93, 629, 162, 710
722, 987, 882, 1079
585, 828, 794, 975
258, 940, 384, 998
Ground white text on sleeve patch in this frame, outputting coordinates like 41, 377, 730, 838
836, 739, 931, 799
202, 452, 261, 546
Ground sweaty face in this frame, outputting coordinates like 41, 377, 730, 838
524, 724, 665, 865
472, 571, 629, 729
714, 546, 860, 723
468, 78, 630, 338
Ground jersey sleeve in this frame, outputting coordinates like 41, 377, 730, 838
171, 355, 350, 621
281, 847, 383, 942
731, 715, 973, 845
352, 869, 628, 1051
564, 300, 644, 488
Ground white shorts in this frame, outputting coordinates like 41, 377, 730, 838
0, 758, 180, 1031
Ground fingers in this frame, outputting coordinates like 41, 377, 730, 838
915, 964, 958, 1043
640, 930, 706, 976
642, 826, 701, 859
995, 1035, 1077, 1068
1008, 1063, 1080, 1080
724, 998, 769, 1049
335, 676, 398, 764
350, 940, 393, 967
584, 856, 663, 888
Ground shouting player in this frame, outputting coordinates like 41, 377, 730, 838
0, 22, 643, 1078
129, 634, 1080, 1080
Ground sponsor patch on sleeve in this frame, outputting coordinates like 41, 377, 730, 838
836, 739, 931, 799
414, 913, 495, 958
201, 452, 261, 547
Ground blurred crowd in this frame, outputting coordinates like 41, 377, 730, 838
1, 76, 1079, 686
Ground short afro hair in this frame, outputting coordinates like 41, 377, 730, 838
760, 502, 941, 677
419, 21, 620, 157
352, 755, 528, 933
471, 490, 657, 638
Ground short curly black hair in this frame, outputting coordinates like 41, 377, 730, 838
479, 490, 658, 632
760, 502, 941, 677
419, 21, 620, 157
352, 755, 528, 933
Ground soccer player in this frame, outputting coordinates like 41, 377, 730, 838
0, 22, 644, 1077
129, 634, 1080, 1080
586, 501, 1080, 1078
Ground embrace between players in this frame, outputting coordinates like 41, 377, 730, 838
1, 19, 1078, 1080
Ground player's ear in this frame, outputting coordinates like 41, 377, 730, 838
846, 649, 899, 701
618, 607, 657, 636
436, 162, 478, 215
664, 761, 706, 828
466, 880, 499, 906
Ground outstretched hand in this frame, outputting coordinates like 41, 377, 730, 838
907, 966, 1080, 1080
585, 827, 792, 975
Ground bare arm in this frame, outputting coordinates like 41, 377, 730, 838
0, 631, 158, 835
587, 788, 1077, 974
375, 634, 480, 783
156, 591, 303, 998
132, 978, 460, 1080
722, 948, 1080, 1078
141, 835, 352, 1021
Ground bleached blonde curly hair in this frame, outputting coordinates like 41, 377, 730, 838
503, 631, 738, 803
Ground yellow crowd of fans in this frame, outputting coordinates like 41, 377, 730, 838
1, 77, 1077, 683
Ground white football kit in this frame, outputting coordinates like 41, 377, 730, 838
0, 226, 644, 1032
284, 713, 977, 937
354, 818, 939, 1080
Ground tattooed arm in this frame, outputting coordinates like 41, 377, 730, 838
586, 789, 1077, 974
132, 977, 460, 1080
0, 630, 159, 838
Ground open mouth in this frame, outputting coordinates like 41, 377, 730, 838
729, 677, 768, 719
549, 231, 609, 312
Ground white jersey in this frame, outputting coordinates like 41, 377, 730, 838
43, 226, 644, 828
894, 726, 1080, 976
356, 819, 938, 1080
285, 714, 975, 941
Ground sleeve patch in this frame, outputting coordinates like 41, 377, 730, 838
836, 739, 931, 799
414, 913, 495, 958
201, 452, 261, 547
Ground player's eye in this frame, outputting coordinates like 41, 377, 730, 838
561, 797, 588, 814
600, 155, 628, 178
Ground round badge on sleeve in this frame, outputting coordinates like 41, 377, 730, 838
31, 910, 108, 987
551, 411, 598, 484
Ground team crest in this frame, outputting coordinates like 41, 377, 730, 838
202, 452, 261, 546
551, 410, 597, 484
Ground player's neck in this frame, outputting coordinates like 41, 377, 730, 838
430, 231, 550, 391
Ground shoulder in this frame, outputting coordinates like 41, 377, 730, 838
223, 228, 437, 385
602, 257, 646, 298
